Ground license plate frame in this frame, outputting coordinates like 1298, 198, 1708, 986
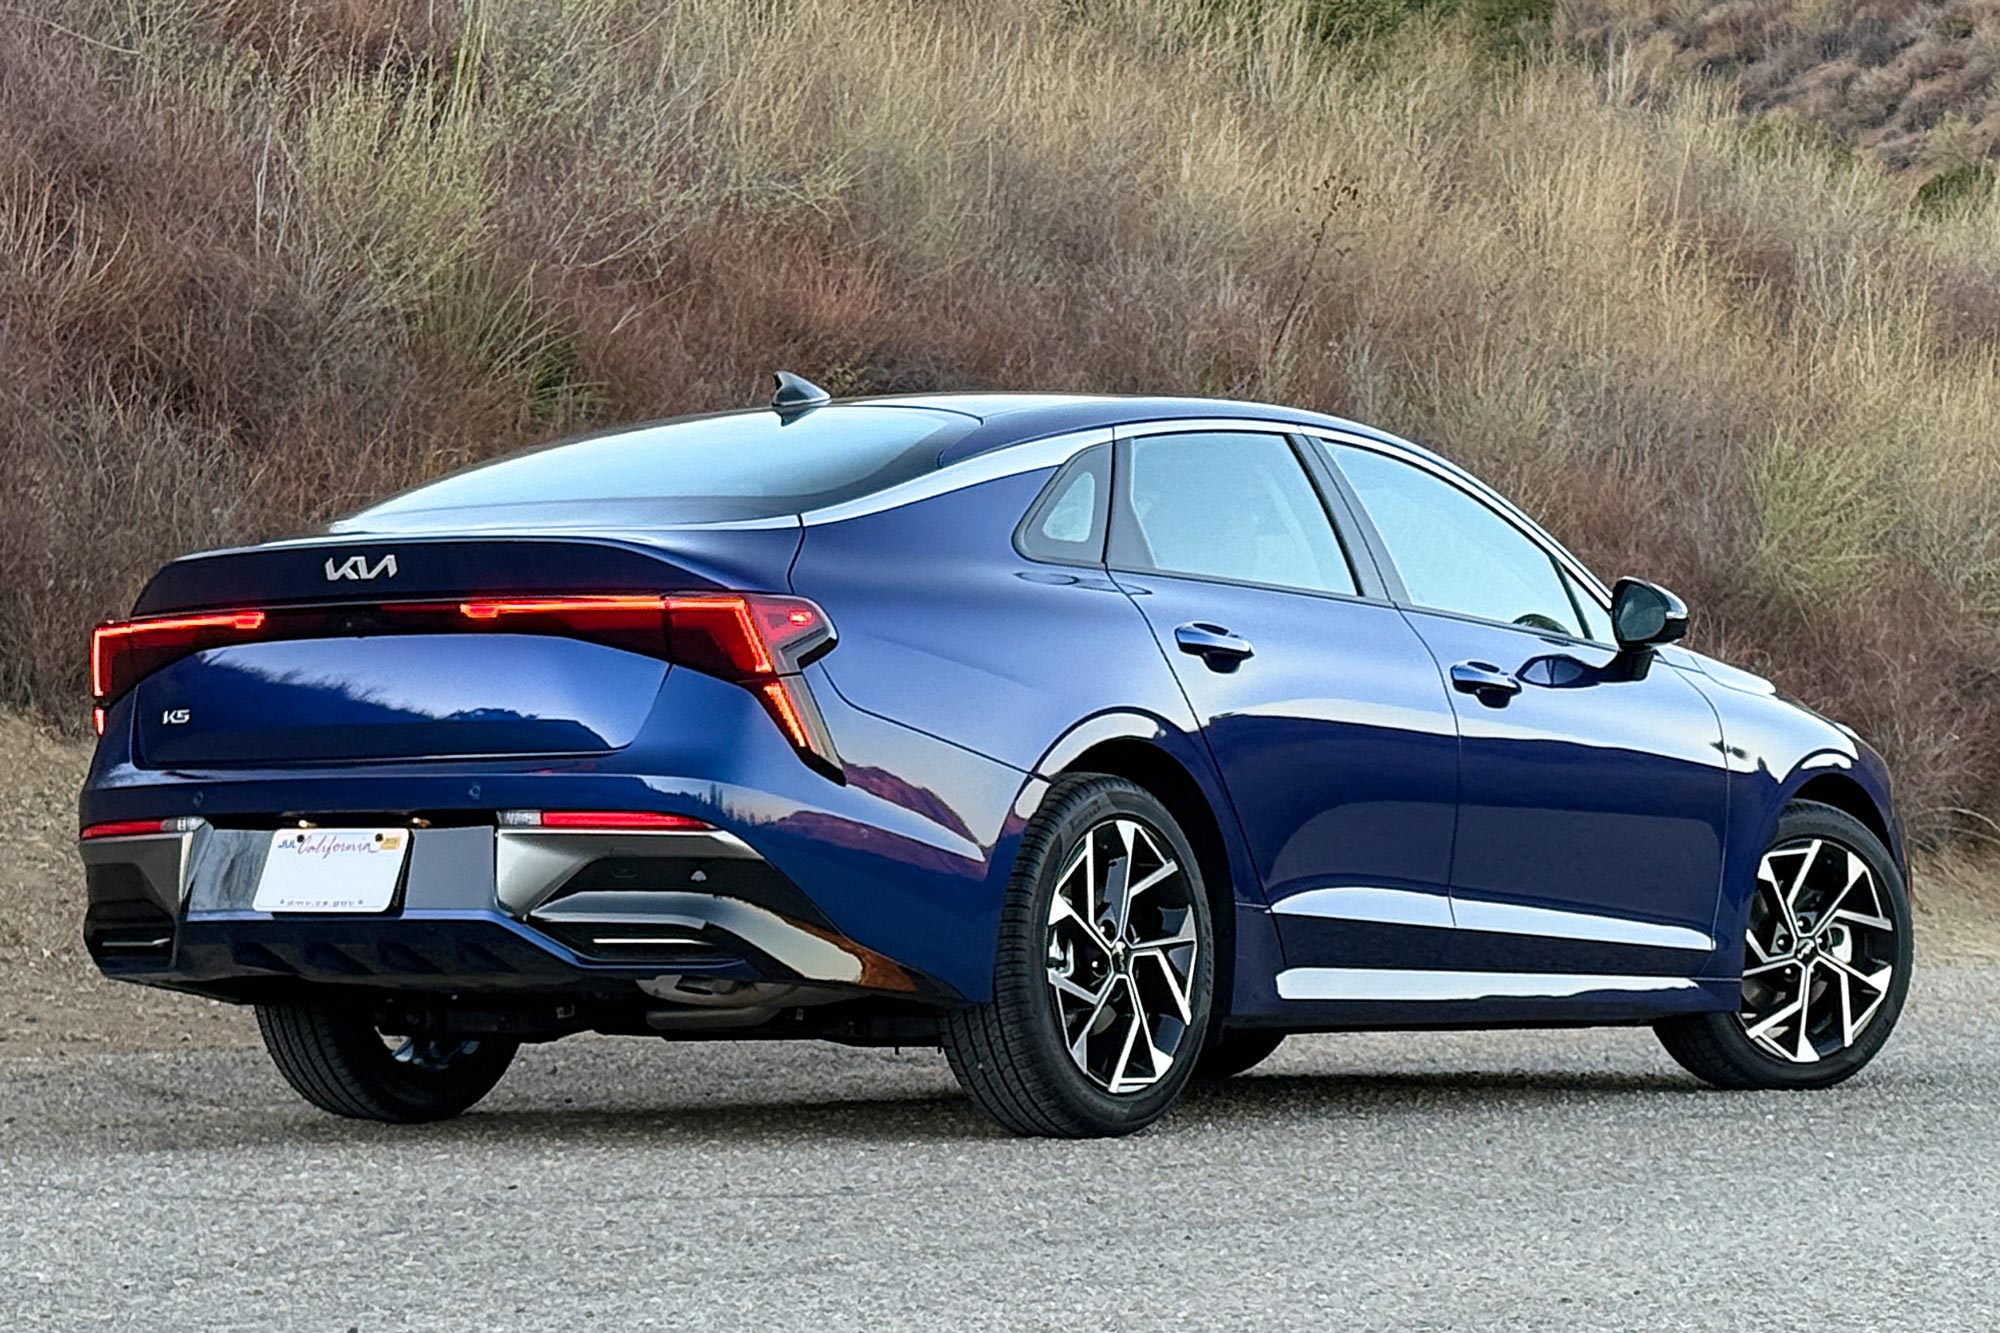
252, 828, 411, 914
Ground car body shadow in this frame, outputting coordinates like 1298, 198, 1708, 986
19, 1062, 1713, 1155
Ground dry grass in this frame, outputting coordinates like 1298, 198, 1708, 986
5, 0, 2000, 838
1559, 0, 2000, 174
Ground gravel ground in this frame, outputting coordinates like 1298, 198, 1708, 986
6, 708, 1999, 1328
4, 964, 1998, 1331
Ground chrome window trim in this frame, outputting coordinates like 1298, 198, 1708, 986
800, 428, 1117, 525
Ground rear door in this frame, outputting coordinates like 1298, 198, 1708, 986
1104, 425, 1462, 976
1322, 440, 1729, 972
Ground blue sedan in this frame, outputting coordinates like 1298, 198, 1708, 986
77, 374, 1912, 1136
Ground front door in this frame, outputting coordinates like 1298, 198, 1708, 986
1326, 441, 1730, 977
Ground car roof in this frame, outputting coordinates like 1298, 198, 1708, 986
848, 392, 1412, 464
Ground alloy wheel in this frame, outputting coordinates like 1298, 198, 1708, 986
1738, 836, 1898, 1064
1043, 816, 1200, 1094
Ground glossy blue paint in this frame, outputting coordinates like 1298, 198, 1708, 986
1670, 645, 1904, 981
78, 391, 1904, 1038
134, 636, 667, 765
1398, 612, 1730, 946
1109, 572, 1461, 953
790, 467, 1195, 774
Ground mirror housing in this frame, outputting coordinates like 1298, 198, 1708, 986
1610, 577, 1689, 650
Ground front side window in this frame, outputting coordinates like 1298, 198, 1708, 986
1110, 432, 1356, 595
1330, 444, 1587, 636
1561, 567, 1614, 643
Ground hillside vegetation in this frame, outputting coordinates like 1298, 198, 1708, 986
1560, 0, 2000, 176
6, 0, 2000, 838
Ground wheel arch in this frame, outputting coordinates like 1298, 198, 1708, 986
1053, 735, 1249, 1035
1789, 772, 1893, 852
1058, 738, 1233, 912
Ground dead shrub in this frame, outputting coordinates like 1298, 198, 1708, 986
5, 0, 2000, 844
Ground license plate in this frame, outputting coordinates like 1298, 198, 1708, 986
253, 828, 410, 914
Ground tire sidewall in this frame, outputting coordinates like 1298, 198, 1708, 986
1004, 779, 1215, 1133
259, 999, 520, 1122
1723, 802, 1914, 1088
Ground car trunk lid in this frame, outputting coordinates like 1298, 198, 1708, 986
112, 528, 801, 767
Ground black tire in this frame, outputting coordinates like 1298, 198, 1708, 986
1195, 1029, 1286, 1080
942, 775, 1215, 1137
1656, 801, 1912, 1090
256, 999, 519, 1123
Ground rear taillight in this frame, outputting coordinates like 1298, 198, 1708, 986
499, 810, 716, 831
88, 592, 843, 778
453, 593, 840, 775
80, 816, 203, 840
91, 611, 266, 705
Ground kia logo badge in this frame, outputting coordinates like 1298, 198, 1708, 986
324, 553, 398, 582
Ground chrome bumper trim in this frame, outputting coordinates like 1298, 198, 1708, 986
77, 826, 203, 911
494, 827, 758, 916
531, 891, 865, 985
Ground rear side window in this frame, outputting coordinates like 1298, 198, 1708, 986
1016, 445, 1109, 564
1110, 432, 1356, 595
350, 406, 975, 526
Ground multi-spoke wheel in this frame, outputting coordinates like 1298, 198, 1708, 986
1738, 835, 1899, 1063
1044, 816, 1201, 1094
1657, 801, 1911, 1090
943, 775, 1214, 1137
256, 999, 519, 1122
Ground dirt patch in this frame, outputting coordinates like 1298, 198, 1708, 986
0, 713, 251, 1056
1912, 845, 2000, 964
3, 709, 1998, 1058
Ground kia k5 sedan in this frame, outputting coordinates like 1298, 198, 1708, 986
76, 374, 1912, 1136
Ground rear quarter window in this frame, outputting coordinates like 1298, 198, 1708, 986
1015, 445, 1110, 564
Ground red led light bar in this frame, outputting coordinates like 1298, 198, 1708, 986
91, 610, 266, 701
515, 811, 716, 831
80, 819, 170, 840
459, 595, 666, 620
81, 816, 202, 839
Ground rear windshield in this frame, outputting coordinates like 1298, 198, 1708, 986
346, 406, 975, 527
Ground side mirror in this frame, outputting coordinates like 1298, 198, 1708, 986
1610, 577, 1689, 650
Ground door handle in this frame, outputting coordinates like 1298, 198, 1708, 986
1175, 622, 1255, 671
1450, 660, 1521, 705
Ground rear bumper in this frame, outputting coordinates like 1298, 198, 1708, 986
80, 662, 1037, 1004
80, 822, 935, 1005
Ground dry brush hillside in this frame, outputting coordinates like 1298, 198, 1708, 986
6, 0, 2000, 839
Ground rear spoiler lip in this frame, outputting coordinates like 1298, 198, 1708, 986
131, 527, 805, 618
155, 520, 799, 562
